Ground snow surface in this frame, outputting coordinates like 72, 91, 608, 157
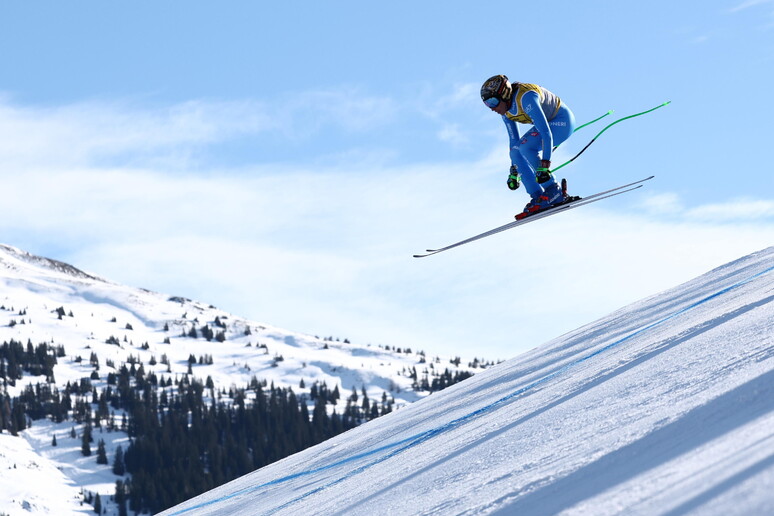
0, 243, 485, 515
159, 247, 774, 516
0, 243, 477, 407
0, 432, 93, 515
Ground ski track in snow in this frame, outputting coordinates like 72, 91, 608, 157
160, 248, 774, 516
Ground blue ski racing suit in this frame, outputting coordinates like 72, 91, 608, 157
502, 83, 576, 202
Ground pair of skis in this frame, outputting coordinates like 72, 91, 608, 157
412, 176, 654, 258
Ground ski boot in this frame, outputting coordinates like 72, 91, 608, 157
515, 182, 566, 220
541, 181, 565, 206
516, 195, 547, 220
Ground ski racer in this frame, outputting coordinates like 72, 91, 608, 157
480, 75, 577, 217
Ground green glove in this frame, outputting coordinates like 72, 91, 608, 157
536, 160, 552, 184
507, 165, 520, 190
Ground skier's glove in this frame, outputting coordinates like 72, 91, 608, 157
536, 160, 551, 184
507, 165, 520, 190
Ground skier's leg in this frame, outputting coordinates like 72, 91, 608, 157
519, 128, 544, 171
534, 105, 577, 195
549, 104, 576, 149
511, 142, 543, 199
512, 104, 576, 201
539, 105, 577, 198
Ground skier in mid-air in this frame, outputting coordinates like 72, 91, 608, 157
414, 85, 667, 257
480, 75, 576, 218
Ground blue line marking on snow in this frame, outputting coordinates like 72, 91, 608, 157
168, 263, 773, 515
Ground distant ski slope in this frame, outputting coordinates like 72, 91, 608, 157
0, 433, 89, 515
0, 243, 485, 515
160, 247, 774, 516
0, 242, 478, 407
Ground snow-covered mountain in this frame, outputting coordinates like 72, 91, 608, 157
0, 243, 489, 515
160, 247, 774, 516
0, 243, 483, 401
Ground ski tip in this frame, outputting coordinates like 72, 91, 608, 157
414, 249, 441, 258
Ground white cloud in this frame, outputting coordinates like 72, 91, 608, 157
639, 192, 683, 214
285, 88, 399, 136
729, 0, 773, 13
686, 199, 774, 221
414, 82, 480, 119
0, 97, 277, 168
410, 81, 486, 149
437, 123, 469, 146
0, 91, 399, 171
640, 192, 774, 222
442, 83, 479, 108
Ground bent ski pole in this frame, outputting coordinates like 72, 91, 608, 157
553, 110, 613, 152
552, 101, 671, 174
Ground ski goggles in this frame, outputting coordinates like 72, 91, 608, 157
483, 96, 501, 108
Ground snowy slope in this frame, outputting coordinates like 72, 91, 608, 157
0, 243, 487, 515
0, 242, 484, 407
160, 247, 774, 516
0, 242, 466, 405
0, 432, 93, 515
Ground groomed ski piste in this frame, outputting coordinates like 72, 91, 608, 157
160, 246, 774, 516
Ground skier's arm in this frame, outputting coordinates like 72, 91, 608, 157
502, 116, 521, 166
521, 91, 553, 161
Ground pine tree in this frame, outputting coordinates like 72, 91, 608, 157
331, 384, 340, 405
361, 388, 370, 419
96, 439, 108, 464
81, 425, 92, 456
115, 480, 128, 516
93, 493, 102, 514
112, 445, 126, 475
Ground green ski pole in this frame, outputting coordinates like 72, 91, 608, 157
573, 109, 614, 134
551, 101, 671, 174
553, 110, 613, 152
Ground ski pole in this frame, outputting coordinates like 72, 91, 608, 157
551, 101, 671, 174
573, 109, 615, 134
553, 110, 613, 152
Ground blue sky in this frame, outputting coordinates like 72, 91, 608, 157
1, 1, 773, 360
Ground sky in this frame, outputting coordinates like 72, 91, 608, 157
1, 0, 773, 360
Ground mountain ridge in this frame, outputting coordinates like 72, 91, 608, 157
0, 243, 491, 515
